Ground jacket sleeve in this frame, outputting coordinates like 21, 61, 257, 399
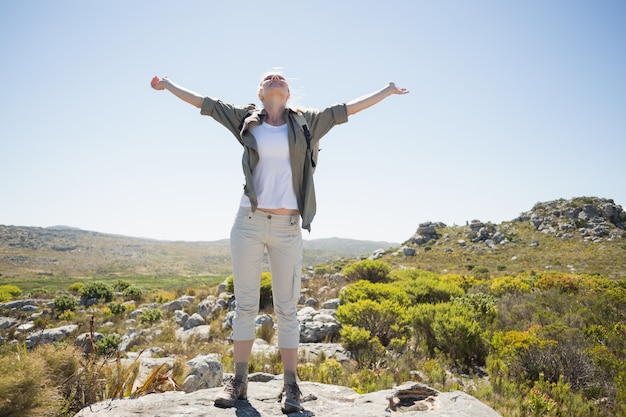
200, 97, 251, 141
303, 103, 349, 146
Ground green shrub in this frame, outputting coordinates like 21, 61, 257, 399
225, 275, 234, 293
313, 264, 334, 275
95, 334, 122, 355
411, 302, 487, 366
54, 294, 78, 314
122, 285, 143, 302
343, 259, 391, 283
59, 310, 76, 321
336, 298, 410, 346
489, 275, 532, 296
452, 293, 497, 324
112, 280, 132, 292
107, 302, 127, 316
339, 280, 409, 306
389, 269, 464, 304
535, 272, 583, 293
30, 287, 49, 298
472, 266, 490, 279
0, 284, 22, 302
348, 367, 395, 394
33, 316, 47, 329
340, 325, 386, 367
68, 282, 84, 294
140, 309, 163, 324
81, 282, 114, 304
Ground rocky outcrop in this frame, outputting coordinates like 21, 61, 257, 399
408, 222, 445, 246
75, 378, 501, 417
519, 197, 625, 242
297, 306, 341, 343
402, 197, 625, 252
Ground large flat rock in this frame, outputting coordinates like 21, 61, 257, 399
76, 379, 501, 417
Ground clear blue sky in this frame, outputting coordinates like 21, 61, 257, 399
1, 1, 625, 243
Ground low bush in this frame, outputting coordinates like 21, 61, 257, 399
411, 302, 487, 366
337, 299, 410, 347
81, 282, 114, 304
339, 280, 409, 306
96, 334, 123, 356
122, 285, 143, 302
108, 302, 127, 315
54, 294, 78, 314
389, 269, 465, 303
342, 259, 391, 283
339, 325, 385, 367
0, 284, 22, 302
68, 282, 84, 294
140, 309, 163, 325
112, 280, 132, 292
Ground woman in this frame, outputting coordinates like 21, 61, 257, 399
151, 72, 408, 413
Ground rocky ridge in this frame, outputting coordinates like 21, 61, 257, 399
406, 197, 625, 249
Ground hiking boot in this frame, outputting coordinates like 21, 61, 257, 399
279, 382, 303, 414
214, 376, 247, 408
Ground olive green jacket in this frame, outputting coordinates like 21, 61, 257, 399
200, 97, 348, 231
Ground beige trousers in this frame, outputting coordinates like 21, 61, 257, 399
229, 207, 303, 348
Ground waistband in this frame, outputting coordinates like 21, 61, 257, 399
238, 206, 300, 225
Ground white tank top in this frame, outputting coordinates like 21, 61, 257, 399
240, 122, 298, 210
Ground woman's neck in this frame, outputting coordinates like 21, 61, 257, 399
264, 105, 286, 126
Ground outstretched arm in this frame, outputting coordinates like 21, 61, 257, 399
346, 82, 409, 116
151, 76, 204, 108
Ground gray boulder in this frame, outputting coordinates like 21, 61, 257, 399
174, 310, 189, 327
182, 354, 223, 393
26, 324, 78, 349
162, 296, 194, 313
298, 307, 341, 343
0, 299, 40, 310
176, 324, 211, 343
321, 298, 340, 310
255, 314, 274, 330
75, 332, 104, 354
197, 296, 217, 319
0, 316, 18, 329
402, 246, 416, 256
183, 313, 206, 330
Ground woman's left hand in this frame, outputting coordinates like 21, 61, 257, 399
388, 82, 409, 95
151, 76, 168, 90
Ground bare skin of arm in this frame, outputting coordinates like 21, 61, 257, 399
152, 76, 408, 115
346, 82, 409, 116
151, 76, 203, 108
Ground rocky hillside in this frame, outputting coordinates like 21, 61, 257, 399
393, 197, 626, 279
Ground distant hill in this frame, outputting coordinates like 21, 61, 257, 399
1, 196, 624, 280
0, 225, 398, 279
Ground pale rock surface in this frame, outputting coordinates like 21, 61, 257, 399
75, 379, 501, 417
